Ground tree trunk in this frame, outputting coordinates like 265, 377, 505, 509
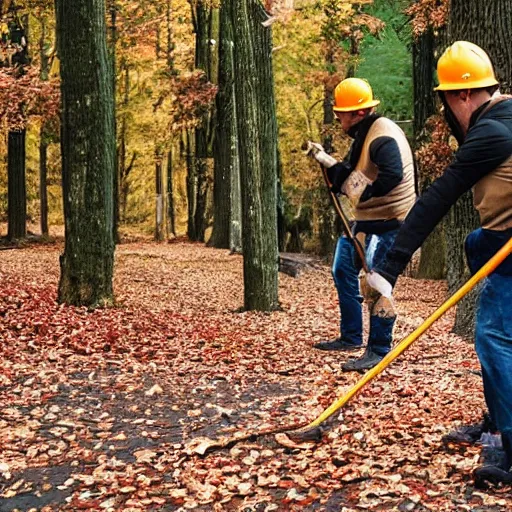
412, 27, 446, 279
39, 128, 49, 237
210, 0, 235, 249
109, 1, 119, 244
412, 27, 437, 140
39, 15, 49, 237
7, 130, 27, 240
446, 0, 512, 336
166, 148, 176, 237
192, 1, 212, 242
231, 0, 279, 311
56, 0, 116, 307
185, 129, 197, 240
319, 49, 338, 258
155, 148, 165, 241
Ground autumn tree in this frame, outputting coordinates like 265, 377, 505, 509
55, 0, 116, 306
408, 0, 447, 279
209, 0, 241, 250
445, 0, 512, 336
230, 0, 279, 311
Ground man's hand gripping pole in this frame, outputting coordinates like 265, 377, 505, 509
304, 141, 369, 273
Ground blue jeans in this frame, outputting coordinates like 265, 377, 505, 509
332, 229, 399, 355
468, 229, 512, 447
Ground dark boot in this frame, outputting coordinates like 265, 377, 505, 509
442, 412, 497, 447
341, 348, 383, 372
474, 431, 512, 488
313, 338, 363, 352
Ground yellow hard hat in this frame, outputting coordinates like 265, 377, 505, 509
333, 78, 380, 112
435, 41, 498, 91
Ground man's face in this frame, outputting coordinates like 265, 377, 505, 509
443, 91, 473, 135
334, 110, 364, 132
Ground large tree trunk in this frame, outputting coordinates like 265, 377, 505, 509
7, 130, 27, 240
231, 0, 279, 311
210, 0, 236, 249
56, 0, 116, 307
446, 0, 512, 336
191, 1, 215, 242
109, 1, 119, 243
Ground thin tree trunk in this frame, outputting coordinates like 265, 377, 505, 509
56, 0, 116, 307
185, 130, 197, 240
319, 48, 338, 258
7, 130, 27, 240
39, 129, 49, 236
39, 15, 49, 237
231, 0, 279, 311
166, 148, 176, 237
155, 148, 165, 241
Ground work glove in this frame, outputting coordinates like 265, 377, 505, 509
365, 271, 393, 298
304, 141, 337, 169
327, 161, 353, 194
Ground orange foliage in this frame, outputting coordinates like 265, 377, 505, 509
406, 0, 449, 37
415, 114, 454, 181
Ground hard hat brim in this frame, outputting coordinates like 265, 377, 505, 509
333, 99, 380, 112
434, 77, 499, 91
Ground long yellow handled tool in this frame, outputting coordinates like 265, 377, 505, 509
288, 236, 512, 441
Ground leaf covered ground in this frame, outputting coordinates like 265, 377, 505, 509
1, 242, 511, 511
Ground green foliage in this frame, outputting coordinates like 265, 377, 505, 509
357, 0, 413, 126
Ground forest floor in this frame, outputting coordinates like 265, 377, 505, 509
1, 240, 511, 511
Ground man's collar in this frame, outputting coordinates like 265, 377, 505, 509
469, 99, 492, 129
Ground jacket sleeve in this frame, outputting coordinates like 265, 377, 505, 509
375, 118, 512, 285
360, 136, 403, 202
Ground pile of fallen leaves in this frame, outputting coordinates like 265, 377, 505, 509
1, 242, 510, 511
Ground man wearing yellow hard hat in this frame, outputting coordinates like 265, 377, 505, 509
368, 41, 512, 486
310, 77, 416, 372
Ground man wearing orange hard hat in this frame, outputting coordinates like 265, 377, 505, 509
309, 77, 416, 372
368, 41, 512, 486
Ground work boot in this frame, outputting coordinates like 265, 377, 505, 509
313, 338, 363, 352
341, 348, 383, 372
442, 412, 497, 447
474, 431, 512, 488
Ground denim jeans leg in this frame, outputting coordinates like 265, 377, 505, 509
366, 230, 399, 355
475, 274, 512, 443
332, 236, 363, 345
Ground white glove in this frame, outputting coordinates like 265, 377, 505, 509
340, 170, 372, 205
365, 271, 393, 298
305, 141, 337, 168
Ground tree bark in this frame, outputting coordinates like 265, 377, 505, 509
166, 148, 176, 237
210, 0, 236, 249
231, 0, 279, 311
446, 0, 512, 336
39, 128, 49, 237
56, 0, 116, 307
155, 148, 165, 241
7, 130, 27, 240
185, 129, 197, 240
192, 1, 212, 242
39, 15, 50, 237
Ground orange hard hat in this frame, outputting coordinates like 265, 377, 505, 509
333, 78, 380, 112
435, 41, 498, 91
